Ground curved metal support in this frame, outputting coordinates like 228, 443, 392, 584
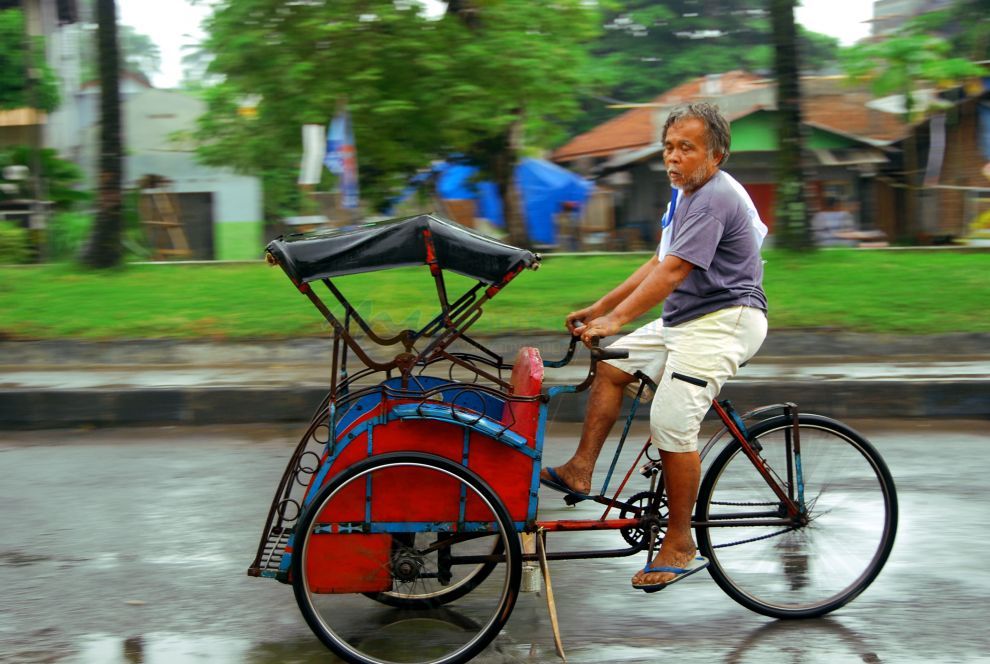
389, 403, 538, 459
542, 335, 581, 368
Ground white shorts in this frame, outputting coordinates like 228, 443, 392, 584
604, 306, 767, 453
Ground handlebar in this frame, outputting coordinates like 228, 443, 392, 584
591, 343, 629, 362
542, 328, 630, 393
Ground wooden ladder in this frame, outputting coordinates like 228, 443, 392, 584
140, 186, 191, 260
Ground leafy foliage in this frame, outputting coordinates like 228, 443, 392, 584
0, 146, 89, 210
915, 0, 990, 62
0, 9, 60, 112
195, 0, 603, 220
0, 221, 30, 264
841, 8, 985, 122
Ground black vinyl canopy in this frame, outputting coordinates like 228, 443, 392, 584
266, 214, 539, 285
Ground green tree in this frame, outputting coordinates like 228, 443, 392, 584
80, 0, 124, 268
0, 8, 59, 112
771, 0, 811, 251
841, 9, 984, 242
0, 147, 88, 210
842, 19, 984, 123
571, 0, 840, 133
195, 0, 601, 246
441, 0, 601, 244
915, 0, 990, 63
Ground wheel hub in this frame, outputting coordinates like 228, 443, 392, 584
392, 548, 424, 582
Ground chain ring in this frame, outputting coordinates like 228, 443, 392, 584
619, 491, 667, 550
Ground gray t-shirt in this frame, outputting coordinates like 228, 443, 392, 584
663, 171, 768, 326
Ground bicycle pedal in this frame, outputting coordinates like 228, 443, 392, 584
639, 460, 662, 478
563, 494, 587, 506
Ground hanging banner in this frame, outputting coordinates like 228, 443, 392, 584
325, 109, 360, 209
298, 124, 326, 186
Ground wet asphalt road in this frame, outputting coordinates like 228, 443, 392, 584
1, 419, 988, 664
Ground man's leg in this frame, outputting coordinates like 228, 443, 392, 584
632, 306, 767, 586
630, 449, 700, 586
539, 362, 635, 495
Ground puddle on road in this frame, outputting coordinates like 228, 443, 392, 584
72, 634, 258, 663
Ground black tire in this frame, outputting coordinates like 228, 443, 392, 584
696, 414, 898, 619
291, 452, 522, 664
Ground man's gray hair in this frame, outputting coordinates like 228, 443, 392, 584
662, 102, 731, 166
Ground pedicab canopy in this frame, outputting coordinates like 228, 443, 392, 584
266, 213, 540, 285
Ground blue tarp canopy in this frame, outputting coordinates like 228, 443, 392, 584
419, 158, 593, 245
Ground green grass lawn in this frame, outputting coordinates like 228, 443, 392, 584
0, 249, 987, 340
215, 221, 264, 261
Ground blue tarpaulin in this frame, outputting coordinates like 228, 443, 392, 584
430, 158, 593, 245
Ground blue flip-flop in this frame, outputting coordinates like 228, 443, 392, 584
632, 554, 710, 594
539, 466, 592, 502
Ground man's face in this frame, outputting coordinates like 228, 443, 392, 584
663, 117, 722, 194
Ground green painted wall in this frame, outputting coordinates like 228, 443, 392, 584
730, 112, 862, 152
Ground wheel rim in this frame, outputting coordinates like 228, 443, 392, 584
699, 421, 896, 616
294, 456, 520, 664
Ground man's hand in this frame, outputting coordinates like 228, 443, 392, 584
566, 305, 602, 335
579, 315, 622, 348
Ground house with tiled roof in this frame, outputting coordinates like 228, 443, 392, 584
553, 71, 910, 245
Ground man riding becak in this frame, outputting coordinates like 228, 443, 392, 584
540, 102, 769, 593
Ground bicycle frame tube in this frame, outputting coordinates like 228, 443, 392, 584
709, 400, 803, 519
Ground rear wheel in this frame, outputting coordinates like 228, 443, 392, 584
291, 452, 521, 664
696, 415, 897, 619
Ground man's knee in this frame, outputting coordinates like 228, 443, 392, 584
597, 361, 636, 388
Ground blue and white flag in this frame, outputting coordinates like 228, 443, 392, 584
325, 109, 359, 208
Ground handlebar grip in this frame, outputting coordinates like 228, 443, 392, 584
591, 346, 629, 361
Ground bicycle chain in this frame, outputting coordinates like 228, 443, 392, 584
712, 525, 798, 549
709, 500, 779, 507
707, 500, 798, 548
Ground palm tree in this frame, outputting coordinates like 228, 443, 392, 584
770, 0, 811, 250
81, 0, 123, 268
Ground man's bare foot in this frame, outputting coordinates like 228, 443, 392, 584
539, 462, 592, 495
631, 544, 700, 587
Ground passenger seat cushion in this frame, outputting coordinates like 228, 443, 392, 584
503, 346, 544, 442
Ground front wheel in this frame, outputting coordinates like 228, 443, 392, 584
291, 452, 522, 664
696, 414, 897, 619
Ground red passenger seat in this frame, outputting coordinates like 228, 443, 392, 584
501, 346, 544, 444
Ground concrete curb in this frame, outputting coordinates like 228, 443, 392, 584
2, 332, 988, 429
2, 379, 987, 429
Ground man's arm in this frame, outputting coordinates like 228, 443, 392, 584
579, 255, 694, 344
566, 255, 659, 333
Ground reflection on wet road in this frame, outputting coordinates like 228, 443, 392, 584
1, 419, 987, 663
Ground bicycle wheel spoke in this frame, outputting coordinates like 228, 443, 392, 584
697, 416, 897, 619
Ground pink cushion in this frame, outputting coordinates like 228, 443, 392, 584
502, 347, 544, 443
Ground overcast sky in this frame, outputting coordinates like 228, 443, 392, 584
116, 0, 876, 89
